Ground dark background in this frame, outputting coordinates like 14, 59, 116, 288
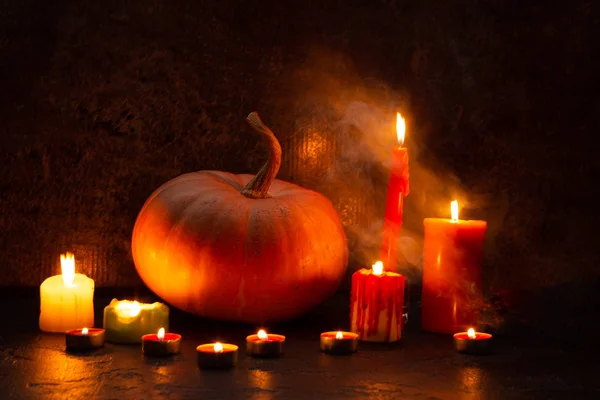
1, 0, 598, 340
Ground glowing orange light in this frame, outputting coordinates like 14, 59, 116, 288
214, 342, 223, 353
451, 200, 459, 222
157, 327, 165, 340
335, 331, 343, 339
82, 327, 88, 335
372, 261, 384, 276
60, 252, 75, 286
115, 300, 142, 318
396, 113, 406, 146
257, 329, 268, 340
467, 328, 476, 339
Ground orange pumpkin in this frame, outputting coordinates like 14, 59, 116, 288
132, 112, 348, 323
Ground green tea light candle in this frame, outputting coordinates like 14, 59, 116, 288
103, 299, 169, 344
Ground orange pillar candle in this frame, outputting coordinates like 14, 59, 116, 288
380, 113, 410, 270
421, 201, 487, 334
350, 261, 405, 342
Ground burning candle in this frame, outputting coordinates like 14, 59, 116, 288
65, 327, 105, 352
103, 299, 169, 343
246, 329, 285, 358
350, 261, 405, 342
320, 331, 359, 355
141, 327, 181, 357
453, 328, 493, 355
421, 201, 487, 334
380, 113, 410, 271
39, 253, 95, 332
196, 342, 239, 369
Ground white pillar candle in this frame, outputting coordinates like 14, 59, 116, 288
39, 253, 95, 332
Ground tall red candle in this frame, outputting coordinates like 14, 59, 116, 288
380, 113, 410, 271
350, 261, 405, 342
421, 201, 487, 334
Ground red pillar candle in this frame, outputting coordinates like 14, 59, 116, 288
380, 113, 410, 271
421, 201, 487, 334
350, 261, 405, 342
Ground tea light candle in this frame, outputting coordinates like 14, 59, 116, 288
142, 328, 181, 357
453, 328, 492, 355
65, 327, 105, 352
196, 342, 238, 369
103, 299, 169, 343
246, 329, 285, 358
39, 253, 95, 332
320, 331, 359, 355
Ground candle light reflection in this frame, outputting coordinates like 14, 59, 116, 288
298, 130, 329, 171
151, 365, 170, 385
458, 366, 484, 400
34, 344, 93, 395
249, 369, 275, 397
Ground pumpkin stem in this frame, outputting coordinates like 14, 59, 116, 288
240, 112, 282, 199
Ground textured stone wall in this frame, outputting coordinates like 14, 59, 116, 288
1, 0, 598, 334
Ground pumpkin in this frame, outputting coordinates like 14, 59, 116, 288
132, 112, 348, 324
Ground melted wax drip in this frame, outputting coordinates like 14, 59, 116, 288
350, 271, 405, 341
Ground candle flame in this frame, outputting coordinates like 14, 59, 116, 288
60, 252, 75, 286
214, 342, 223, 353
451, 200, 459, 222
467, 328, 476, 339
372, 261, 384, 275
336, 331, 343, 339
115, 300, 142, 318
257, 329, 268, 340
396, 112, 406, 146
157, 327, 165, 340
82, 327, 88, 335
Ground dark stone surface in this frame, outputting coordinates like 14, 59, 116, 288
1, 292, 599, 399
1, 0, 599, 338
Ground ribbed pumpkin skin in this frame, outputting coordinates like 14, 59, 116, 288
132, 170, 348, 324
